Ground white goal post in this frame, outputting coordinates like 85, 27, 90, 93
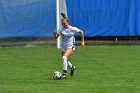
56, 0, 68, 49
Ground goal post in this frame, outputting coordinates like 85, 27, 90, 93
56, 0, 68, 49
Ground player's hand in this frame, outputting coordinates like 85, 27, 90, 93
53, 32, 59, 39
81, 41, 85, 47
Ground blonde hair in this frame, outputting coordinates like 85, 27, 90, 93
61, 13, 69, 23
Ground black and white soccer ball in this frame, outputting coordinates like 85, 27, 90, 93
53, 71, 62, 80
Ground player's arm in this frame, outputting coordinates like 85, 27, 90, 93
79, 30, 85, 47
53, 32, 59, 39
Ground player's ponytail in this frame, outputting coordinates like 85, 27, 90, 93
61, 13, 67, 19
61, 13, 69, 23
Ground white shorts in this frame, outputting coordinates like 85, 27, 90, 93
61, 45, 75, 52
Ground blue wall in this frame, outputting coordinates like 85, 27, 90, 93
0, 0, 139, 38
0, 0, 56, 38
66, 0, 140, 36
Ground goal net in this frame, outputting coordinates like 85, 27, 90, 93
0, 0, 67, 48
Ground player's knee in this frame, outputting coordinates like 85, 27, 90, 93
62, 56, 67, 63
62, 56, 67, 60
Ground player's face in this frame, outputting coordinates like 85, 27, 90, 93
62, 21, 69, 28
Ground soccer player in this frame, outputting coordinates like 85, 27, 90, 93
53, 13, 85, 78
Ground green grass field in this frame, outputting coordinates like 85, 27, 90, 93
0, 45, 139, 93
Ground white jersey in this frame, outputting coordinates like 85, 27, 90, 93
58, 26, 80, 51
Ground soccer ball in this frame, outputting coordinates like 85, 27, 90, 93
53, 71, 62, 80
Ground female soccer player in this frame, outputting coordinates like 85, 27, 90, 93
53, 13, 85, 78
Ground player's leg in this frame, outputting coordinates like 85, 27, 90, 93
61, 51, 67, 76
61, 48, 73, 77
62, 48, 76, 77
62, 51, 72, 68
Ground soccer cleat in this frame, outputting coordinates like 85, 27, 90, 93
70, 66, 76, 76
61, 73, 66, 78
61, 70, 67, 78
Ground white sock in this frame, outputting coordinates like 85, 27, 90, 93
68, 61, 73, 68
62, 56, 68, 71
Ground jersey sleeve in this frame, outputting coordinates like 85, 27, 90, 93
71, 26, 81, 33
